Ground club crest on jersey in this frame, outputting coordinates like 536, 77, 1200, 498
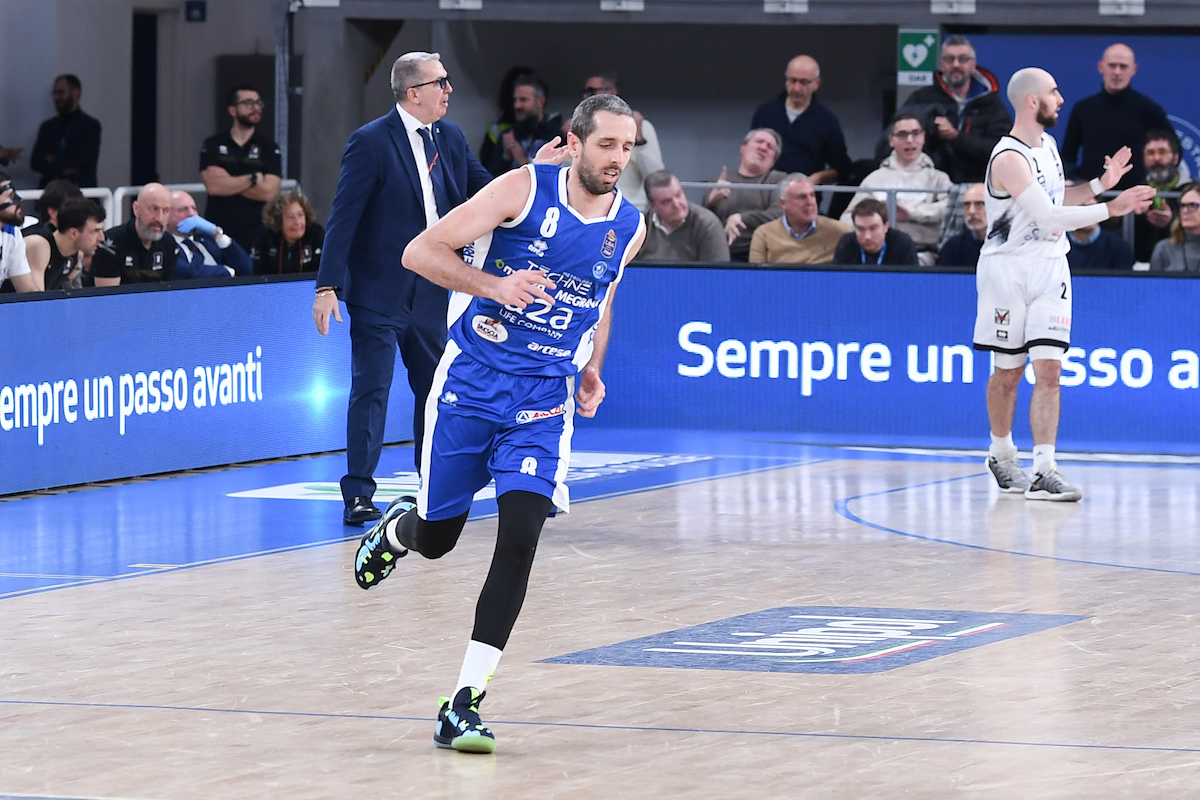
528, 239, 548, 257
994, 308, 1009, 325
472, 315, 508, 343
592, 261, 608, 279
249, 145, 261, 160
601, 229, 617, 258
516, 404, 565, 424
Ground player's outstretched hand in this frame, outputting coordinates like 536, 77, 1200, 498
1108, 185, 1157, 217
493, 269, 557, 309
575, 366, 605, 418
533, 137, 570, 165
1100, 146, 1134, 190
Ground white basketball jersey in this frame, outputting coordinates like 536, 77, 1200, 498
980, 133, 1069, 258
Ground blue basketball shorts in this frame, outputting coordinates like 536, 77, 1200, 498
417, 341, 576, 520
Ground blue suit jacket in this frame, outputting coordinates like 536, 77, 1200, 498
173, 232, 252, 279
317, 108, 492, 317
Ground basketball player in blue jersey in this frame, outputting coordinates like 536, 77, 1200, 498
975, 68, 1154, 501
352, 93, 646, 754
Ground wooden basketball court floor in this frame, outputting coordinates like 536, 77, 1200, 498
2, 428, 1198, 799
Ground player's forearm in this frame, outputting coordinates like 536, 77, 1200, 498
584, 307, 614, 376
1063, 183, 1099, 206
403, 239, 499, 298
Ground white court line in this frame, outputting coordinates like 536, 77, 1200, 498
844, 446, 1200, 466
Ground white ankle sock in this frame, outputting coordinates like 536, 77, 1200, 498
384, 517, 406, 553
454, 640, 503, 699
989, 432, 1017, 460
1033, 444, 1056, 475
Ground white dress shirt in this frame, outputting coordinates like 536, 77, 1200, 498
396, 104, 441, 229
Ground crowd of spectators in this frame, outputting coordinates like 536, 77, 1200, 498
2, 36, 1193, 296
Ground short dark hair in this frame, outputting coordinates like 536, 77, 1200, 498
570, 94, 633, 143
890, 112, 922, 131
36, 179, 83, 216
55, 74, 82, 92
1144, 128, 1181, 156
851, 198, 889, 224
226, 85, 259, 108
513, 74, 546, 100
55, 197, 105, 232
643, 169, 677, 200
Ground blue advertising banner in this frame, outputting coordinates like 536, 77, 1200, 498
593, 267, 1200, 454
970, 33, 1200, 178
0, 282, 412, 495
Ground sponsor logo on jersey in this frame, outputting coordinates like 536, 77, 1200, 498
472, 315, 508, 343
528, 239, 548, 257
440, 391, 458, 405
218, 145, 228, 155
249, 145, 261, 160
996, 330, 1008, 340
592, 261, 608, 279
601, 229, 617, 258
527, 342, 573, 357
1051, 315, 1071, 326
515, 404, 565, 424
994, 308, 1009, 325
462, 242, 475, 261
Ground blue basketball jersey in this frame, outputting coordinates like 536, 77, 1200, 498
448, 163, 645, 377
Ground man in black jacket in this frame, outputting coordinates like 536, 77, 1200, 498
1061, 44, 1171, 189
898, 36, 1011, 185
30, 75, 102, 188
898, 36, 1012, 250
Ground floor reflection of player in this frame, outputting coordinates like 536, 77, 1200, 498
352, 93, 646, 754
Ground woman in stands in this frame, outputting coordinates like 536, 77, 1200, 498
253, 187, 324, 274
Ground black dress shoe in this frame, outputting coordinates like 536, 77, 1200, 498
343, 496, 383, 526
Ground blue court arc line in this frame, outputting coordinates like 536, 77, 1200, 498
834, 473, 1200, 577
1, 698, 1196, 756
0, 456, 828, 604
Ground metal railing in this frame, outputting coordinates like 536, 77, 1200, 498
111, 180, 300, 226
16, 187, 114, 226
678, 181, 1183, 247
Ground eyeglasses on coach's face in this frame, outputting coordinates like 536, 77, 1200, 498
237, 98, 264, 108
411, 76, 452, 91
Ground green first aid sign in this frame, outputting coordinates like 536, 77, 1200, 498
897, 30, 938, 86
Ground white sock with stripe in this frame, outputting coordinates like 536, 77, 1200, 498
454, 640, 503, 701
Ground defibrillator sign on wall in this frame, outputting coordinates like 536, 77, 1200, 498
897, 29, 939, 86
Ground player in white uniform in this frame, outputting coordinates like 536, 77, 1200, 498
975, 68, 1155, 501
0, 174, 38, 292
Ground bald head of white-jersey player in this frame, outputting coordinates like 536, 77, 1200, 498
1007, 68, 1063, 129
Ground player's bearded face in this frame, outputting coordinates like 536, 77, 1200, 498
576, 143, 625, 195
1035, 98, 1058, 128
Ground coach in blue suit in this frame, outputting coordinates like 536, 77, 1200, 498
313, 52, 494, 526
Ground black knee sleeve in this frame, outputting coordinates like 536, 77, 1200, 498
399, 510, 469, 559
472, 490, 553, 650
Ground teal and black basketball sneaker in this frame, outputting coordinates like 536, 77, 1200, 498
433, 687, 496, 754
353, 495, 416, 590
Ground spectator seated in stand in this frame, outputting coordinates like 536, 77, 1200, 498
834, 198, 919, 266
939, 183, 987, 267
169, 190, 252, 279
1134, 129, 1187, 264
0, 172, 38, 293
21, 179, 83, 236
24, 196, 106, 290
89, 182, 176, 287
843, 112, 952, 265
1149, 182, 1200, 273
635, 170, 729, 262
703, 128, 787, 262
1066, 223, 1135, 272
579, 71, 664, 212
252, 187, 324, 274
749, 173, 849, 264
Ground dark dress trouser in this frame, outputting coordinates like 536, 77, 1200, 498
340, 276, 448, 504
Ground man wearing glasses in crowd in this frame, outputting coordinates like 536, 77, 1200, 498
200, 86, 283, 251
897, 36, 1011, 250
